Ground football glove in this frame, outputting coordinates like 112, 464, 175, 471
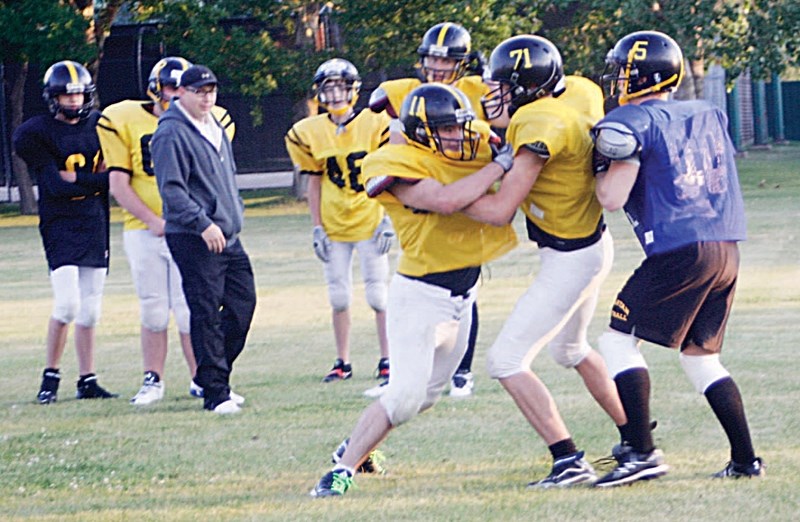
491, 143, 514, 173
312, 225, 332, 262
373, 216, 395, 255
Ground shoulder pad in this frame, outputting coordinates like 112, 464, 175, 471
522, 141, 550, 158
369, 87, 392, 115
592, 121, 640, 160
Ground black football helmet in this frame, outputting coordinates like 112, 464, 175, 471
601, 31, 684, 105
400, 83, 480, 161
481, 35, 566, 119
42, 61, 96, 120
147, 56, 192, 106
417, 22, 472, 84
311, 58, 361, 116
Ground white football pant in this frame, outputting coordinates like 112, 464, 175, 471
124, 230, 190, 333
379, 275, 476, 426
50, 265, 106, 326
487, 230, 613, 378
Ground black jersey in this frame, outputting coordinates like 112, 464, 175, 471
13, 112, 109, 270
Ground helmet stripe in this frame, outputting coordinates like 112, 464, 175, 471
64, 61, 80, 84
437, 23, 453, 47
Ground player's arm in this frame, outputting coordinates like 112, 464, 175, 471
462, 146, 546, 226
381, 160, 506, 215
109, 170, 165, 235
592, 121, 641, 211
306, 174, 323, 227
594, 162, 638, 211
13, 127, 91, 198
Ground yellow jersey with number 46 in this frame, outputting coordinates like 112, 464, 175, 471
285, 109, 390, 242
98, 100, 235, 231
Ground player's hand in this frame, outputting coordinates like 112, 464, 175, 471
59, 170, 77, 183
148, 218, 166, 237
491, 143, 514, 173
312, 225, 331, 262
373, 216, 395, 255
201, 223, 226, 253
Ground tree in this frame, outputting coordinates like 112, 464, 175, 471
0, 0, 95, 214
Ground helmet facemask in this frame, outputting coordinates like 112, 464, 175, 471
420, 54, 465, 84
315, 76, 360, 116
424, 108, 480, 161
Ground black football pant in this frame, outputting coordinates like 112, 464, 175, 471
167, 233, 256, 410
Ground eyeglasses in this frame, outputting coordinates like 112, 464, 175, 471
185, 86, 218, 96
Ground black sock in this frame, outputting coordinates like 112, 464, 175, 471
144, 371, 161, 382
614, 368, 653, 453
549, 438, 578, 460
705, 377, 756, 465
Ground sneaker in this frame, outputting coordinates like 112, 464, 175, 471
130, 372, 164, 405
212, 399, 241, 415
322, 359, 352, 383
713, 457, 765, 479
229, 390, 245, 406
189, 380, 204, 398
449, 370, 474, 397
37, 368, 61, 405
332, 438, 387, 475
363, 379, 389, 398
310, 469, 354, 498
76, 374, 119, 400
375, 358, 390, 380
528, 451, 597, 489
594, 448, 669, 488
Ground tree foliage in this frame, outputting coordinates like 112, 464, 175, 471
0, 0, 96, 214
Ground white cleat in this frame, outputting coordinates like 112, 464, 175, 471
131, 381, 164, 406
213, 399, 241, 415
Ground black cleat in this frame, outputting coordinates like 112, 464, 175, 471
713, 457, 765, 479
37, 368, 61, 405
76, 374, 118, 400
594, 448, 669, 488
322, 359, 352, 383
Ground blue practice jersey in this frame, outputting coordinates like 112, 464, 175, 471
598, 99, 746, 256
13, 112, 109, 270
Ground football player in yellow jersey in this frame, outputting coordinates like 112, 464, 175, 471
370, 22, 491, 396
369, 22, 491, 138
285, 59, 394, 387
462, 35, 629, 488
310, 84, 517, 497
97, 57, 238, 406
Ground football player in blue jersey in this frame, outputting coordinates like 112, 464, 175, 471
13, 60, 117, 404
591, 31, 762, 487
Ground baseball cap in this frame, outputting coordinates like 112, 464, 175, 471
178, 65, 218, 89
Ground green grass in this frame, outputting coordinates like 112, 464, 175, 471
1, 143, 799, 521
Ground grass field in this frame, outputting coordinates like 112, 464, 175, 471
1, 143, 799, 521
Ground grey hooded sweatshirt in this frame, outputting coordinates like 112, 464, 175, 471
151, 101, 243, 243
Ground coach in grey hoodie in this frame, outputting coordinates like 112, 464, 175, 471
152, 65, 256, 415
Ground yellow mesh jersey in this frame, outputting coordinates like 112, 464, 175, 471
362, 139, 517, 277
378, 75, 489, 121
285, 110, 390, 241
506, 76, 604, 239
98, 101, 235, 230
